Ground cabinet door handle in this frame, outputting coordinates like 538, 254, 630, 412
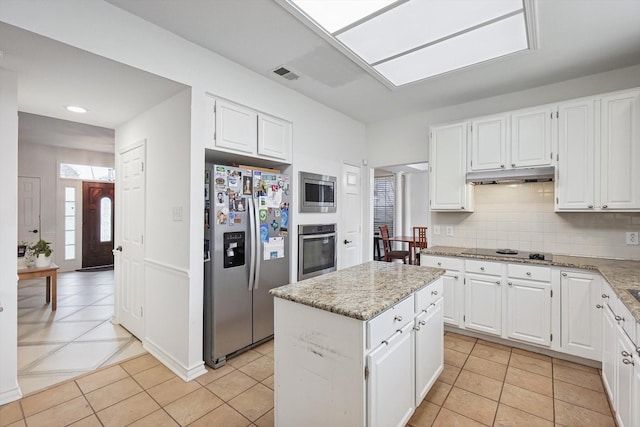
454, 275, 459, 280
622, 350, 632, 357
602, 205, 608, 208
500, 164, 505, 168
461, 206, 464, 210
588, 205, 594, 209
622, 358, 634, 366
394, 315, 403, 322
480, 266, 485, 271
615, 315, 623, 322
496, 280, 501, 285
437, 262, 442, 266
561, 272, 568, 277
596, 304, 603, 309
526, 272, 531, 276
508, 282, 513, 286
419, 320, 426, 326
511, 163, 516, 167
431, 290, 438, 295
602, 294, 609, 299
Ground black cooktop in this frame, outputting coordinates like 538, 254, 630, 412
461, 248, 553, 262
628, 289, 640, 304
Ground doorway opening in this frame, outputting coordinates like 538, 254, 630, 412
82, 181, 115, 269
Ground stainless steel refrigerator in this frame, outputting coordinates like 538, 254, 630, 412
204, 164, 291, 368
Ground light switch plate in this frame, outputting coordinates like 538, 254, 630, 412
446, 226, 454, 237
626, 232, 639, 245
433, 226, 440, 235
173, 206, 183, 222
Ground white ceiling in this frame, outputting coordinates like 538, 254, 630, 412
0, 22, 187, 152
2, 1, 640, 155
106, 0, 640, 124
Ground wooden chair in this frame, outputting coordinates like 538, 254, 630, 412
412, 226, 428, 265
379, 225, 410, 264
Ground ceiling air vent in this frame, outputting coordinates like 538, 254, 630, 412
273, 66, 299, 81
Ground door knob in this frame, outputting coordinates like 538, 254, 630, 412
115, 246, 123, 252
344, 239, 352, 245
31, 229, 38, 233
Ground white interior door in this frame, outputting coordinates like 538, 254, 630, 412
341, 163, 361, 269
116, 141, 146, 339
18, 177, 41, 244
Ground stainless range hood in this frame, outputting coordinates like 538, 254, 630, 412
466, 166, 555, 184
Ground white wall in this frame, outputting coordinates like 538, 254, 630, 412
0, 69, 20, 404
0, 0, 366, 385
18, 142, 114, 271
404, 172, 430, 240
366, 64, 640, 168
431, 182, 640, 261
115, 89, 202, 378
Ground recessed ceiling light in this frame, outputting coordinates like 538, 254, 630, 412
65, 105, 87, 113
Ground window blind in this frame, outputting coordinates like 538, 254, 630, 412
373, 176, 394, 237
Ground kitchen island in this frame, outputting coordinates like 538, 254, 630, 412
269, 261, 445, 427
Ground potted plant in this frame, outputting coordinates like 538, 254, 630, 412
30, 239, 53, 268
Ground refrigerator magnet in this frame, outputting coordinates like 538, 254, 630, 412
280, 209, 288, 228
270, 220, 279, 231
259, 209, 268, 223
216, 209, 228, 225
260, 223, 269, 242
243, 175, 252, 195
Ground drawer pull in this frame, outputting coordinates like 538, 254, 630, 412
596, 304, 603, 309
437, 262, 442, 266
615, 315, 623, 322
622, 350, 632, 357
622, 358, 634, 366
508, 282, 513, 286
526, 272, 531, 276
394, 315, 403, 322
431, 290, 438, 296
454, 275, 459, 280
480, 266, 485, 271
602, 294, 609, 299
419, 320, 426, 326
496, 280, 501, 285
561, 272, 568, 277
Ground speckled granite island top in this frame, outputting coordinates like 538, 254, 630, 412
269, 261, 445, 321
422, 246, 640, 322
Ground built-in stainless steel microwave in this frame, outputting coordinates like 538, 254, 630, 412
299, 172, 337, 213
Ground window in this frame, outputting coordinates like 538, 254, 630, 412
64, 187, 76, 260
60, 163, 115, 182
100, 197, 112, 242
374, 176, 395, 236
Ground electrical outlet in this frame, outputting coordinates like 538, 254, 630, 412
446, 226, 454, 237
626, 231, 639, 245
433, 226, 440, 235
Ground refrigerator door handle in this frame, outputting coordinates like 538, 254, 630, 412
248, 197, 256, 291
253, 196, 262, 289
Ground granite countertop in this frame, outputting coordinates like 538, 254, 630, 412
422, 246, 640, 323
269, 261, 445, 321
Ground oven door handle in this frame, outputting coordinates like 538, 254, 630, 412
300, 232, 336, 241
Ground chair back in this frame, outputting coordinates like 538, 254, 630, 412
379, 225, 392, 254
412, 226, 428, 264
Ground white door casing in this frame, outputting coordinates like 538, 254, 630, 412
116, 140, 146, 339
342, 163, 361, 269
18, 177, 41, 245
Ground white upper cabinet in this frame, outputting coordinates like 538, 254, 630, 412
430, 122, 474, 211
510, 106, 554, 168
600, 90, 640, 210
556, 99, 595, 210
257, 113, 292, 162
469, 108, 553, 172
206, 96, 293, 164
556, 89, 640, 211
470, 115, 507, 171
214, 99, 258, 155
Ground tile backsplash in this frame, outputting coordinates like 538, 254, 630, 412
431, 182, 640, 260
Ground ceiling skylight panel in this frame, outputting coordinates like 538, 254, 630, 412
337, 0, 524, 64
374, 13, 528, 86
291, 0, 398, 33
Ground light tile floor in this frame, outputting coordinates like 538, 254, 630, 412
17, 270, 145, 396
7, 283, 617, 427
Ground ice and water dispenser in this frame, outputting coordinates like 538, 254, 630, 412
224, 232, 245, 268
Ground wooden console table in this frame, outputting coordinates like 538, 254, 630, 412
18, 263, 59, 310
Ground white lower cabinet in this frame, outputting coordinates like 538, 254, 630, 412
422, 256, 463, 327
560, 271, 602, 360
367, 321, 415, 427
506, 278, 551, 346
599, 282, 639, 427
415, 299, 444, 404
464, 272, 502, 336
274, 278, 444, 427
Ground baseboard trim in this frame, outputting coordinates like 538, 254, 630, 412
143, 338, 207, 382
0, 384, 22, 406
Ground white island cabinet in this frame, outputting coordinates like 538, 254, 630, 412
270, 261, 445, 427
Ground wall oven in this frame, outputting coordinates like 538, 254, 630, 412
298, 224, 337, 281
299, 172, 337, 213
